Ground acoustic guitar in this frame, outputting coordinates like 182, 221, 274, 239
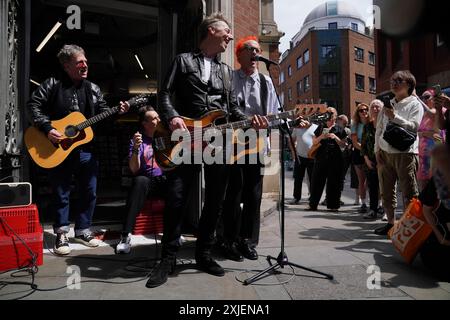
153, 104, 330, 171
307, 127, 331, 159
25, 95, 150, 169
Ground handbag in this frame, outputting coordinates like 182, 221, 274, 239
388, 198, 432, 264
383, 122, 416, 151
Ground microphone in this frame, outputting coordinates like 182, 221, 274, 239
251, 55, 279, 65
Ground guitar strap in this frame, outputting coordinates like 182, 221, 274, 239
259, 73, 268, 116
220, 62, 231, 123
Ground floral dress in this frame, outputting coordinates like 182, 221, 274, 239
418, 112, 445, 181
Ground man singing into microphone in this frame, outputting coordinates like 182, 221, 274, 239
219, 36, 279, 261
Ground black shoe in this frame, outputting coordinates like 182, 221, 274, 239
374, 223, 394, 236
221, 243, 244, 262
238, 242, 258, 260
304, 205, 317, 211
289, 199, 300, 205
54, 233, 71, 256
359, 204, 368, 213
146, 257, 176, 288
327, 208, 339, 212
196, 256, 225, 276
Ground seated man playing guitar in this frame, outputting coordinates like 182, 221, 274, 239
27, 44, 129, 255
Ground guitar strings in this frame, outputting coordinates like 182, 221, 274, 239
153, 111, 330, 146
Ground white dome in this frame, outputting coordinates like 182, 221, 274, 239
303, 1, 364, 26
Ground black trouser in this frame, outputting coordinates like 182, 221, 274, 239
365, 166, 379, 211
293, 156, 314, 201
162, 164, 230, 258
309, 151, 344, 209
123, 175, 166, 234
222, 164, 263, 247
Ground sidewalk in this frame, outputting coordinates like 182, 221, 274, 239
1, 170, 450, 300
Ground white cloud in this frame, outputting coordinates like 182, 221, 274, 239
274, 0, 373, 54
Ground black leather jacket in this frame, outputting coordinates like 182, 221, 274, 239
158, 51, 247, 124
27, 76, 109, 135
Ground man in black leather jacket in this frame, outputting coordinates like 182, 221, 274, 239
146, 13, 268, 288
27, 44, 129, 256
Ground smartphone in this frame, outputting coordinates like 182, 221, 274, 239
433, 84, 442, 97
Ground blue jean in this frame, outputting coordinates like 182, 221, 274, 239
49, 150, 98, 234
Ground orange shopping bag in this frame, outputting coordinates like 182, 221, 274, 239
388, 198, 433, 264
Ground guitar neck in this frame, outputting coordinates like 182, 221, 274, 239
214, 109, 295, 132
76, 106, 120, 131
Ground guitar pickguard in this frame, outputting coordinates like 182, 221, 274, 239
59, 130, 86, 150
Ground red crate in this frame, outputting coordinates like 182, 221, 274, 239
132, 199, 164, 235
0, 204, 40, 236
0, 227, 44, 272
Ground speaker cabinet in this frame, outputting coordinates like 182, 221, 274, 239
0, 183, 32, 208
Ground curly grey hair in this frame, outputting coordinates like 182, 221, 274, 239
57, 44, 85, 66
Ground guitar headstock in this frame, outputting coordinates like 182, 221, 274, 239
127, 94, 152, 108
293, 104, 328, 117
309, 111, 332, 124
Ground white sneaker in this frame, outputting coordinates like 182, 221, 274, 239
54, 233, 71, 255
116, 235, 131, 254
381, 213, 388, 221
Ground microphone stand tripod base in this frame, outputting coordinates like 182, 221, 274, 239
243, 251, 334, 286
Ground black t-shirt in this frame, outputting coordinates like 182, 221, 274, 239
314, 124, 348, 156
76, 86, 87, 115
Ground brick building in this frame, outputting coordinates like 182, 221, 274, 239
373, 0, 450, 98
279, 1, 375, 117
375, 31, 450, 97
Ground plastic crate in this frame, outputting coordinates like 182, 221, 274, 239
0, 204, 40, 236
132, 198, 164, 235
0, 227, 44, 272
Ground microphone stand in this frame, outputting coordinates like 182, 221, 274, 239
243, 60, 333, 285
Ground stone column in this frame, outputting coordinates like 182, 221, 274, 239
205, 0, 234, 66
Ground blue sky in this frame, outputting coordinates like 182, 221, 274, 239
274, 0, 373, 54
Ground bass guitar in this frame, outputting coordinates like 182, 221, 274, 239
153, 104, 330, 171
25, 95, 150, 168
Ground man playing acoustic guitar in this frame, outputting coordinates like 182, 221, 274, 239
27, 44, 129, 255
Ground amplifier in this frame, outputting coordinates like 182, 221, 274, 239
0, 183, 32, 208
